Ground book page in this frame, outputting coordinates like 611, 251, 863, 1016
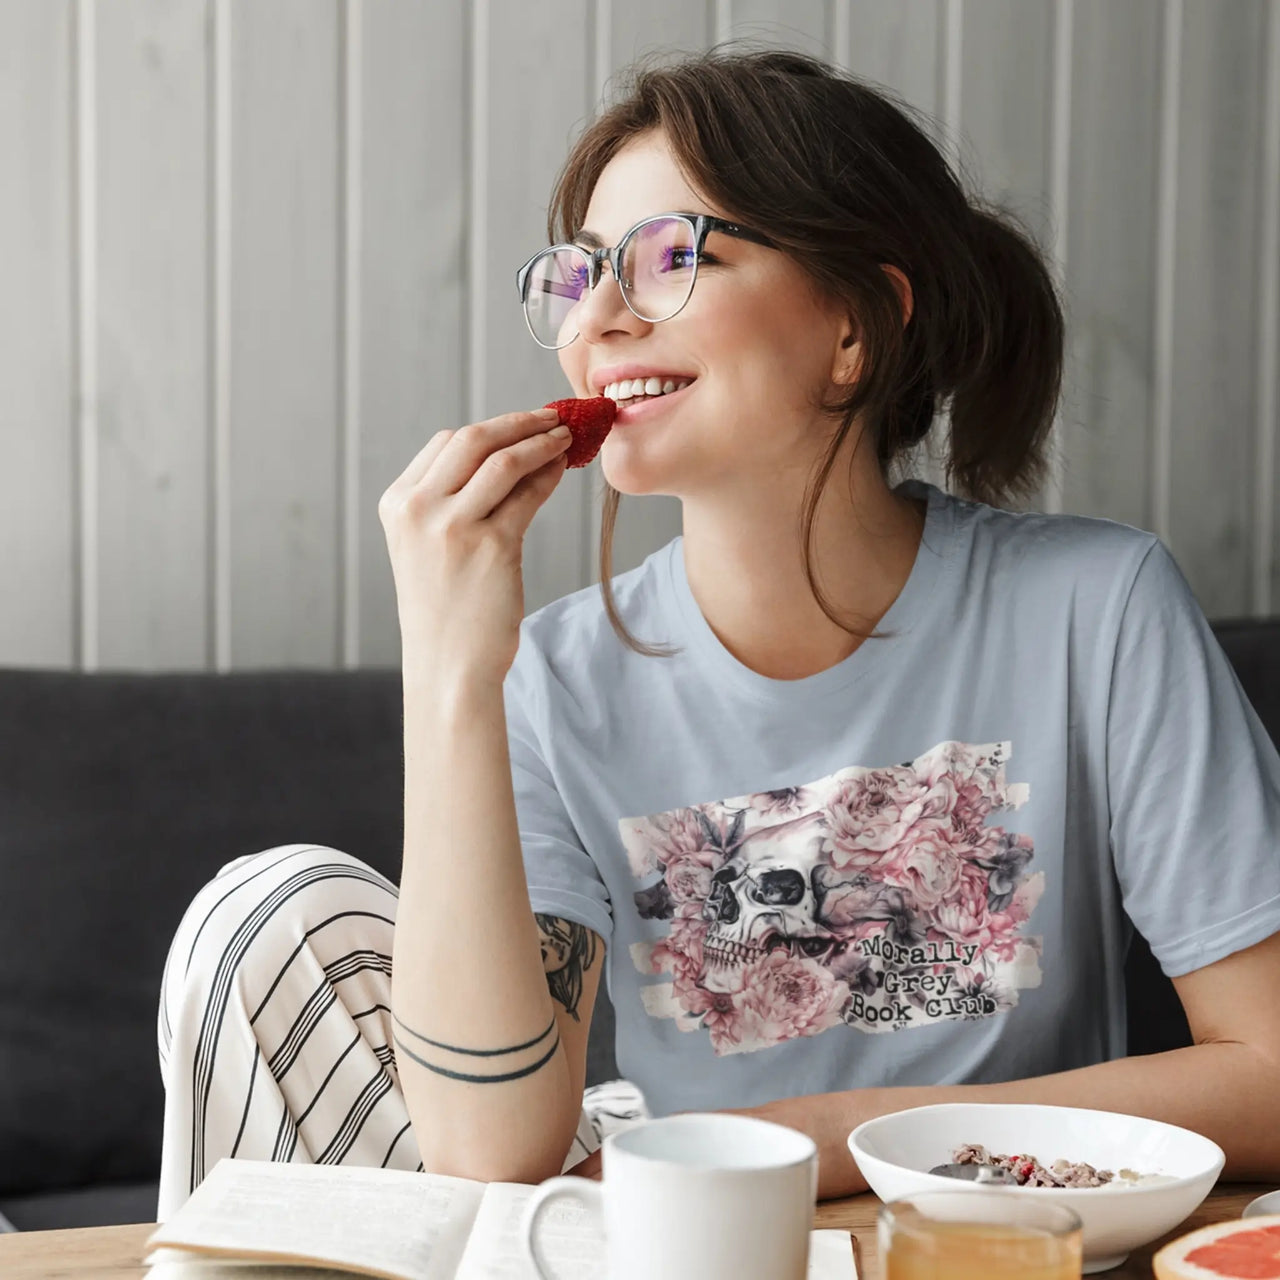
145, 1159, 486, 1280
454, 1182, 602, 1280
147, 1251, 358, 1278
452, 1184, 857, 1280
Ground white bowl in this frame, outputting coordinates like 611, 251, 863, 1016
848, 1103, 1224, 1273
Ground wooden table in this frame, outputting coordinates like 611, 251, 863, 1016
0, 1185, 1261, 1279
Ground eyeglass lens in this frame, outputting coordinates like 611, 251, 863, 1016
523, 216, 699, 348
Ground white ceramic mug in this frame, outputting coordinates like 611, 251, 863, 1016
521, 1112, 818, 1280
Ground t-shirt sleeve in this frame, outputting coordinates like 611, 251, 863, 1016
503, 642, 613, 947
1107, 539, 1280, 977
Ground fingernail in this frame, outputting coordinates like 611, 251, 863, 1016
536, 407, 561, 420
549, 425, 571, 439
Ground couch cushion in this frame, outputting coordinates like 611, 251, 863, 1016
0, 1180, 159, 1231
0, 669, 408, 1197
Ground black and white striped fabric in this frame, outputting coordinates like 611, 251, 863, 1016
157, 843, 646, 1221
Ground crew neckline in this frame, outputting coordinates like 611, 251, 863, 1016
663, 480, 957, 704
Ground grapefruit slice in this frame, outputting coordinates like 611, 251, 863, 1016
1153, 1214, 1280, 1279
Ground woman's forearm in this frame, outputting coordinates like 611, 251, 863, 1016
391, 666, 578, 1183
740, 1042, 1280, 1200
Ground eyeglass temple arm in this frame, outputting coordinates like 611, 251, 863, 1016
702, 216, 776, 249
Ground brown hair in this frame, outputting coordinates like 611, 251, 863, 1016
547, 46, 1065, 657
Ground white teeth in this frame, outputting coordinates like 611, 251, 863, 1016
601, 376, 693, 401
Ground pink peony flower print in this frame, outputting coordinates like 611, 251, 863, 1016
651, 915, 708, 984
664, 855, 715, 905
932, 864, 991, 943
678, 979, 749, 1054
648, 806, 726, 870
730, 950, 851, 1051
822, 767, 937, 869
950, 777, 997, 843
876, 825, 964, 912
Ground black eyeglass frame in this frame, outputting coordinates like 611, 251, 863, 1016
515, 211, 777, 350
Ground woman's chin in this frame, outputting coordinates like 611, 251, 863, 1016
598, 448, 681, 499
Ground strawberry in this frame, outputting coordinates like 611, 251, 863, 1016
543, 396, 617, 469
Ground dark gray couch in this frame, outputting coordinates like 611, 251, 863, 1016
1, 619, 1276, 1230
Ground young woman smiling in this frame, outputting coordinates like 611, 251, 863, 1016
156, 49, 1280, 1216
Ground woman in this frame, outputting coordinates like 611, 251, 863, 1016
157, 48, 1280, 1218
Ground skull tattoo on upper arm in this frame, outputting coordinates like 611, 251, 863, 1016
534, 914, 599, 1021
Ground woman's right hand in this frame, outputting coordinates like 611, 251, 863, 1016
377, 407, 574, 688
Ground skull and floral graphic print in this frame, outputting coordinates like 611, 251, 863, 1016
622, 740, 1044, 1056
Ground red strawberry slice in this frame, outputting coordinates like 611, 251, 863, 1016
543, 396, 617, 469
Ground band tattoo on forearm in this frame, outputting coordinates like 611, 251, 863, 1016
388, 916, 595, 1084
391, 1011, 560, 1084
393, 1010, 556, 1056
391, 1024, 561, 1084
535, 914, 598, 1022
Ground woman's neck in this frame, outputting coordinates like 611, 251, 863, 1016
679, 467, 926, 681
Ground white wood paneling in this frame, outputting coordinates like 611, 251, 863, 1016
357, 0, 468, 667
1059, 0, 1162, 532
609, 0, 708, 73
0, 0, 75, 667
95, 0, 209, 668
228, 0, 342, 666
725, 0, 832, 56
1263, 0, 1280, 616
844, 0, 943, 117
1165, 0, 1268, 619
3, 0, 1278, 673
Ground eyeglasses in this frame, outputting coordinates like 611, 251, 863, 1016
515, 211, 776, 350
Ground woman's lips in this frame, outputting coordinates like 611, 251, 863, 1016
610, 380, 695, 426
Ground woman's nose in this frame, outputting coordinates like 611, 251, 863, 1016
575, 260, 651, 343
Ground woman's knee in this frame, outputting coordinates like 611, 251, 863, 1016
212, 842, 387, 889
162, 844, 397, 1010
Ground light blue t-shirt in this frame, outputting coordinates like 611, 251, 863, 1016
504, 480, 1280, 1116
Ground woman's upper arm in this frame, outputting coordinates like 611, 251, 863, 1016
535, 913, 606, 1102
1172, 928, 1280, 1060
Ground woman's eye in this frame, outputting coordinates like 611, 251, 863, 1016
660, 246, 699, 271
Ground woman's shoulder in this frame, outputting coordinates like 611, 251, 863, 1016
940, 485, 1161, 591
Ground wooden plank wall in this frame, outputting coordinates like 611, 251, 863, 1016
1, 0, 1277, 672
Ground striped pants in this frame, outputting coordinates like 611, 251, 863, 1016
156, 843, 645, 1222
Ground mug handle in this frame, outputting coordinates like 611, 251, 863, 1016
520, 1176, 604, 1280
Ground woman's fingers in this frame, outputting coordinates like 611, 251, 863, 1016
486, 450, 570, 539
428, 409, 562, 497
449, 425, 572, 524
383, 428, 456, 499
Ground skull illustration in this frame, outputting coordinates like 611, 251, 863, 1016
700, 827, 835, 991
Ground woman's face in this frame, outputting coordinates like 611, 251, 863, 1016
557, 130, 857, 500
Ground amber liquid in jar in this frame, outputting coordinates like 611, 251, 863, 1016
884, 1219, 1082, 1280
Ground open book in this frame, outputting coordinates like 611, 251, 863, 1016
145, 1158, 859, 1280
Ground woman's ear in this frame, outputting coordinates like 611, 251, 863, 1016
831, 265, 914, 388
